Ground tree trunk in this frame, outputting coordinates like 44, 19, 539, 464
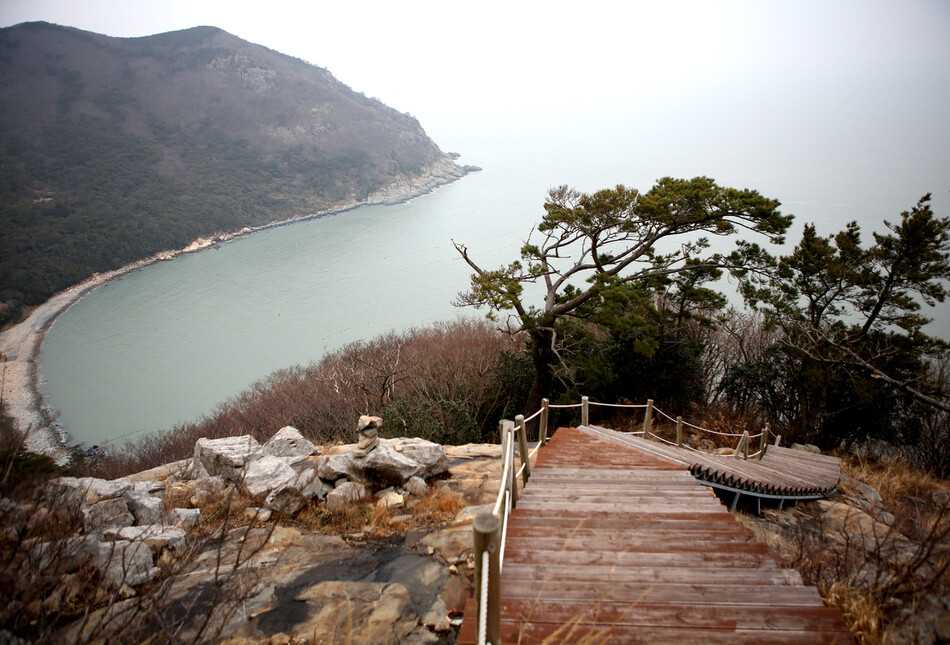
524, 329, 556, 440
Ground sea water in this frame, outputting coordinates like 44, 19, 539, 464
39, 95, 950, 447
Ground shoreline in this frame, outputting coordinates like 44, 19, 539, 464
0, 156, 478, 463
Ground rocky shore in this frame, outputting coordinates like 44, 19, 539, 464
0, 156, 478, 462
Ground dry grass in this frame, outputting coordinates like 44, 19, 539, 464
841, 453, 949, 503
91, 319, 526, 479
756, 455, 950, 645
289, 487, 464, 539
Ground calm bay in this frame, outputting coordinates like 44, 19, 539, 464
39, 98, 950, 447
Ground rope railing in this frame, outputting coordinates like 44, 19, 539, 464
471, 395, 775, 644
589, 401, 649, 409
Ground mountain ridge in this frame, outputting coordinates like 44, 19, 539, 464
0, 21, 472, 325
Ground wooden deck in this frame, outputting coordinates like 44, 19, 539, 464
458, 426, 852, 644
582, 424, 842, 511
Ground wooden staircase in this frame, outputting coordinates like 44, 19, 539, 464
457, 426, 852, 644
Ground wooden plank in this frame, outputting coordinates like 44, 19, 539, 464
499, 562, 805, 585
493, 599, 851, 632
498, 580, 826, 605
503, 536, 770, 554
459, 616, 853, 645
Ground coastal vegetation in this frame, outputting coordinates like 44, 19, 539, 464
454, 183, 950, 460
0, 21, 454, 327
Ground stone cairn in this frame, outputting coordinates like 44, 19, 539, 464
354, 415, 383, 456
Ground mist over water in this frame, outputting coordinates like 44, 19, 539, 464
40, 80, 950, 447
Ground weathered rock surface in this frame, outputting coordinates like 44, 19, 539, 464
352, 438, 449, 486
125, 488, 165, 525
326, 481, 368, 513
192, 435, 263, 483
82, 497, 134, 534
242, 455, 297, 497
103, 526, 187, 554
310, 437, 448, 487
312, 452, 360, 481
97, 539, 160, 588
50, 476, 133, 506
405, 475, 428, 497
377, 490, 406, 510
168, 507, 201, 529
30, 535, 100, 572
264, 467, 332, 515
262, 425, 320, 459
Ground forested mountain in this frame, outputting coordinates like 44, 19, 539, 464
0, 21, 460, 324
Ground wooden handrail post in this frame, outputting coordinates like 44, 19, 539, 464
539, 398, 550, 444
643, 399, 654, 440
733, 430, 750, 460
676, 416, 683, 447
758, 424, 769, 460
507, 423, 519, 509
516, 414, 530, 484
473, 513, 501, 645
774, 433, 782, 447
581, 396, 589, 427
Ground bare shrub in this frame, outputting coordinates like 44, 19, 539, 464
92, 318, 528, 478
0, 471, 277, 643
906, 357, 950, 478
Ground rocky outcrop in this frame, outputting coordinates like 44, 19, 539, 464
367, 156, 481, 206
311, 437, 449, 487
28, 424, 452, 598
3, 429, 515, 644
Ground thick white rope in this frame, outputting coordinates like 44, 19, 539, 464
491, 437, 513, 517
523, 408, 543, 423
477, 549, 490, 645
589, 401, 648, 409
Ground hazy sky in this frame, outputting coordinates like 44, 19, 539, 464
2, 0, 948, 140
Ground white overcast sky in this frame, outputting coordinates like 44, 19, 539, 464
2, 0, 949, 140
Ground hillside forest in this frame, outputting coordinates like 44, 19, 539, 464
0, 22, 451, 326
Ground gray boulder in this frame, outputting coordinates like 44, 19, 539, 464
313, 453, 360, 481
83, 497, 134, 535
168, 507, 201, 529
193, 435, 263, 484
326, 481, 368, 513
265, 467, 333, 515
97, 539, 160, 588
125, 488, 164, 526
390, 438, 450, 479
242, 455, 297, 497
404, 475, 429, 497
263, 426, 320, 458
312, 438, 448, 487
50, 476, 133, 506
31, 535, 100, 572
352, 438, 449, 486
